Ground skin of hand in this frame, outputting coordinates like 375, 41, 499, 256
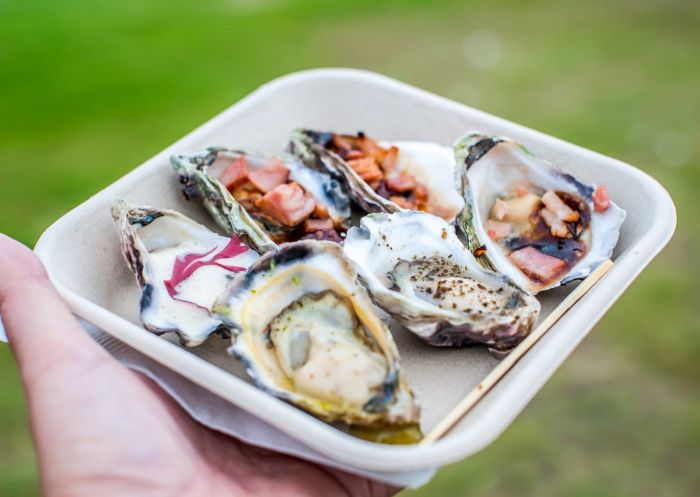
0, 234, 398, 497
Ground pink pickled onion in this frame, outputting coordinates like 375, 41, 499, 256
164, 236, 249, 307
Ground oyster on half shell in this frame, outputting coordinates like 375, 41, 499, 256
212, 240, 419, 429
289, 129, 464, 221
112, 200, 259, 346
343, 211, 540, 352
171, 148, 351, 252
454, 132, 626, 294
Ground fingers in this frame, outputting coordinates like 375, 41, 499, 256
0, 234, 111, 384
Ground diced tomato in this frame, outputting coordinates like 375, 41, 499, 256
542, 190, 579, 222
593, 186, 611, 213
303, 218, 334, 233
515, 184, 529, 198
509, 246, 566, 283
219, 156, 249, 190
255, 182, 316, 227
389, 195, 416, 209
385, 174, 417, 193
348, 157, 383, 185
247, 159, 290, 193
485, 219, 512, 240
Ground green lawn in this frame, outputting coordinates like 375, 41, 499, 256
1, 0, 698, 495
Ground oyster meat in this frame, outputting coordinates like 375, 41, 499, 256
112, 200, 259, 346
454, 132, 626, 294
171, 148, 351, 252
343, 211, 540, 352
289, 129, 464, 221
213, 240, 419, 428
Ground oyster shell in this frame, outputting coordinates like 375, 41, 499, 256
289, 129, 464, 221
112, 200, 259, 346
454, 132, 626, 294
213, 240, 419, 428
171, 148, 351, 252
343, 211, 540, 352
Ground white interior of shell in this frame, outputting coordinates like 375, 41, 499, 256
381, 141, 464, 221
219, 248, 405, 415
343, 212, 535, 340
133, 212, 259, 345
467, 140, 626, 293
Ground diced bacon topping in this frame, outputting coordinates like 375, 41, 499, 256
509, 246, 567, 283
389, 195, 415, 210
219, 156, 249, 190
313, 203, 329, 219
345, 150, 364, 160
247, 159, 290, 193
540, 207, 570, 238
593, 186, 611, 212
357, 134, 382, 158
492, 198, 509, 221
542, 190, 580, 222
231, 181, 262, 210
381, 146, 399, 173
348, 157, 383, 185
485, 219, 512, 240
414, 182, 429, 202
386, 174, 418, 193
302, 228, 343, 243
304, 218, 334, 233
323, 132, 440, 217
332, 134, 356, 151
255, 182, 316, 227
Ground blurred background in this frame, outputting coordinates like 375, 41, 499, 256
1, 0, 698, 495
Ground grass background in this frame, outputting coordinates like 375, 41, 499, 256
1, 0, 698, 495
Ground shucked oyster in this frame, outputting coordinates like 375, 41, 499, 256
343, 211, 540, 352
289, 129, 464, 221
454, 132, 626, 294
171, 148, 351, 253
213, 240, 419, 429
112, 200, 259, 346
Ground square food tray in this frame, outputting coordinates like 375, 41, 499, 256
34, 68, 675, 472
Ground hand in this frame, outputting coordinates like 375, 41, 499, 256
0, 234, 397, 497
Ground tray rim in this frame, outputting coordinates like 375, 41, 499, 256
33, 68, 677, 472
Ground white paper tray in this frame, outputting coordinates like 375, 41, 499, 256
34, 68, 675, 472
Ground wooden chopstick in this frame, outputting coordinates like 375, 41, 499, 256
419, 259, 614, 444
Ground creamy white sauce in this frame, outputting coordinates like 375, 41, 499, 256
139, 226, 258, 344
269, 292, 387, 407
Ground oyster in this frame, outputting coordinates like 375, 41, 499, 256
454, 132, 626, 294
213, 240, 419, 428
171, 148, 351, 252
343, 211, 540, 352
112, 200, 259, 346
289, 129, 464, 221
